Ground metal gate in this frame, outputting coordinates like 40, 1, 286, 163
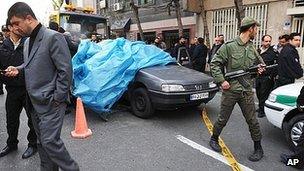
292, 17, 304, 67
211, 4, 268, 48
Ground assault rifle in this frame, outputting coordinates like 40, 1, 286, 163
225, 64, 278, 81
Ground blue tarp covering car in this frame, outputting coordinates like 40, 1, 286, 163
72, 38, 176, 112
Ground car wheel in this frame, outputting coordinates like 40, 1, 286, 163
283, 114, 304, 149
130, 87, 155, 118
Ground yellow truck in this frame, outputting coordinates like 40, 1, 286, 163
49, 2, 109, 41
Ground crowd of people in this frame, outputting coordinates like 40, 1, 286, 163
152, 33, 223, 73
0, 2, 303, 170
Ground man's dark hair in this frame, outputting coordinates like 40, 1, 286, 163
279, 34, 290, 41
5, 18, 12, 28
59, 27, 65, 33
289, 32, 301, 40
8, 2, 37, 21
49, 22, 59, 31
1, 25, 8, 32
218, 34, 224, 37
197, 37, 204, 44
262, 34, 272, 41
239, 23, 256, 33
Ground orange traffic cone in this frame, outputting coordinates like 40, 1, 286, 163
71, 97, 92, 139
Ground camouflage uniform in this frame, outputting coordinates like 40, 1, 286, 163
210, 36, 264, 142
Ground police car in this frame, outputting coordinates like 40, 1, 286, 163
265, 82, 304, 149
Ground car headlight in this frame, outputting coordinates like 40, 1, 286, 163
209, 82, 217, 88
268, 93, 277, 102
161, 84, 185, 92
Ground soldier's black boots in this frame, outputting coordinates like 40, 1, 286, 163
209, 135, 222, 153
248, 141, 264, 162
257, 107, 265, 118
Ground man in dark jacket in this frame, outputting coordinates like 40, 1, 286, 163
276, 33, 303, 87
171, 36, 188, 59
273, 34, 289, 53
208, 35, 224, 64
189, 37, 197, 58
0, 19, 37, 159
153, 36, 167, 50
256, 35, 278, 117
0, 25, 10, 95
192, 37, 208, 72
49, 21, 78, 57
280, 85, 304, 169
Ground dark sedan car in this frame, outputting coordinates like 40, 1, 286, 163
127, 63, 218, 118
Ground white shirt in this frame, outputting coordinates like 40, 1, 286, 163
10, 37, 21, 50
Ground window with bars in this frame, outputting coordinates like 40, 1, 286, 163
124, 0, 132, 10
109, 0, 120, 4
294, 0, 304, 7
137, 0, 154, 6
211, 4, 268, 48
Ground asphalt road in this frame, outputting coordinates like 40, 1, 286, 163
0, 90, 298, 171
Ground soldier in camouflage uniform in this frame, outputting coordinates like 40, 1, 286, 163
209, 17, 266, 162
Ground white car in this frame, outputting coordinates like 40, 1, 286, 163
265, 82, 304, 149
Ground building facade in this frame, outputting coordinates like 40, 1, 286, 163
96, 0, 304, 64
195, 0, 304, 64
98, 0, 197, 49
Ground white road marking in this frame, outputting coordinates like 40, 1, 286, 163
176, 135, 254, 171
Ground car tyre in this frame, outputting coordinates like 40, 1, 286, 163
130, 87, 155, 118
283, 114, 304, 150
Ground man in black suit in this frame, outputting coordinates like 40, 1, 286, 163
276, 33, 303, 87
255, 35, 278, 118
192, 37, 208, 72
0, 19, 37, 159
6, 2, 79, 170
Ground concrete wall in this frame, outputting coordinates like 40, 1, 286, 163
204, 0, 286, 10
128, 16, 196, 41
195, 13, 204, 38
129, 16, 196, 31
266, 1, 293, 43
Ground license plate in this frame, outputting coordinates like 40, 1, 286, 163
190, 92, 209, 101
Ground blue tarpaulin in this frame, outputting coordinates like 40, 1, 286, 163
72, 38, 176, 113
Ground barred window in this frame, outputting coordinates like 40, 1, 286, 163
137, 0, 154, 6
211, 4, 268, 48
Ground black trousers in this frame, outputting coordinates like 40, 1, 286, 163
5, 86, 37, 148
275, 76, 295, 88
0, 82, 3, 92
26, 95, 79, 171
256, 76, 274, 113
